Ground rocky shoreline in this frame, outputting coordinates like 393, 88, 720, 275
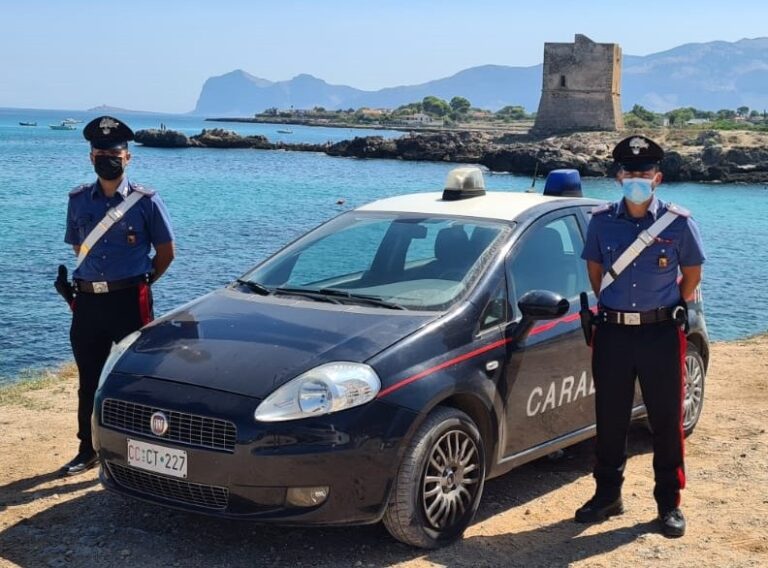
134, 128, 768, 183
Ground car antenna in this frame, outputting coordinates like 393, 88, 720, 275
526, 160, 539, 193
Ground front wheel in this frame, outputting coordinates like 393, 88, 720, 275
383, 406, 486, 548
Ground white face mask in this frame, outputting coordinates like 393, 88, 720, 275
621, 177, 654, 204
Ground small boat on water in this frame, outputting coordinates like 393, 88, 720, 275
63, 118, 82, 124
49, 121, 78, 130
19, 121, 37, 126
277, 129, 293, 134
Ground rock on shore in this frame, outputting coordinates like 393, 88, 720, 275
134, 127, 768, 183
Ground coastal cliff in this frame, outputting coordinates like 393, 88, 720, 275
134, 128, 768, 183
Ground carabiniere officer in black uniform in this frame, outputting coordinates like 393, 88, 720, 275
576, 136, 705, 537
60, 116, 175, 475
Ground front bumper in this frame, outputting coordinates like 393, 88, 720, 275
93, 374, 419, 525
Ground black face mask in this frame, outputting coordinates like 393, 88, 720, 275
94, 154, 125, 180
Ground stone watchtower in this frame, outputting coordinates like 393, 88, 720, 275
532, 34, 623, 134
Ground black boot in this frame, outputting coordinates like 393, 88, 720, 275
60, 449, 98, 476
658, 507, 686, 537
575, 492, 624, 523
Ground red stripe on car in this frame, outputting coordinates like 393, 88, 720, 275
378, 310, 583, 398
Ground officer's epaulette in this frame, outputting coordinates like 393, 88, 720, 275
68, 183, 91, 197
129, 183, 156, 197
665, 202, 691, 218
590, 202, 612, 216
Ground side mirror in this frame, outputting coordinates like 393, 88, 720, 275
518, 290, 569, 320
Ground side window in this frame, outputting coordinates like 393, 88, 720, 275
508, 215, 590, 300
478, 275, 509, 332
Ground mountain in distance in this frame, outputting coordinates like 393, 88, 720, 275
193, 37, 768, 116
87, 104, 165, 116
194, 70, 362, 116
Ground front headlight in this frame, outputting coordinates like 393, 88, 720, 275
254, 362, 380, 422
97, 331, 141, 389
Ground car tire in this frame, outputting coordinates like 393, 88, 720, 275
383, 406, 486, 549
642, 340, 706, 437
682, 341, 706, 436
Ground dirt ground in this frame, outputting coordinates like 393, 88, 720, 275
1, 336, 766, 568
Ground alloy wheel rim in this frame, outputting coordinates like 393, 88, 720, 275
422, 429, 481, 530
683, 354, 704, 430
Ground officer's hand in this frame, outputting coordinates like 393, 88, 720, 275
674, 300, 689, 334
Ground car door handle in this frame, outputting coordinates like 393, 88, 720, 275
485, 360, 499, 372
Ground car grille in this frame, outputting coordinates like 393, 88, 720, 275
101, 399, 237, 452
107, 462, 229, 510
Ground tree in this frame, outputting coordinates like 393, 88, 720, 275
495, 105, 527, 120
717, 109, 736, 120
630, 104, 656, 123
624, 114, 649, 129
666, 107, 695, 126
422, 96, 450, 117
394, 102, 423, 115
449, 96, 471, 114
737, 106, 750, 117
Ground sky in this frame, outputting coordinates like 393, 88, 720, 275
2, 0, 767, 113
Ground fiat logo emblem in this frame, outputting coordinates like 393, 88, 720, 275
150, 411, 169, 436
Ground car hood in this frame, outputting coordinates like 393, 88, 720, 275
114, 289, 435, 398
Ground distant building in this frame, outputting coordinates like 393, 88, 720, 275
532, 34, 624, 134
469, 110, 493, 120
686, 118, 711, 125
358, 108, 388, 118
401, 113, 434, 124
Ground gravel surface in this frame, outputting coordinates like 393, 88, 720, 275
1, 336, 767, 567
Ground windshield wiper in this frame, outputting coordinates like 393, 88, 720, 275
316, 288, 406, 310
233, 279, 271, 296
273, 287, 343, 304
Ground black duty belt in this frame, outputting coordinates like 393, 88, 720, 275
597, 307, 680, 326
74, 275, 148, 294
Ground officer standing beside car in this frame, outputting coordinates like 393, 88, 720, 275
576, 135, 705, 537
58, 116, 175, 475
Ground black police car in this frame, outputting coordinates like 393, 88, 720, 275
93, 167, 709, 548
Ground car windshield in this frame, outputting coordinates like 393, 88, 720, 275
241, 213, 511, 311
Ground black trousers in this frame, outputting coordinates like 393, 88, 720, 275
70, 283, 153, 454
591, 320, 686, 512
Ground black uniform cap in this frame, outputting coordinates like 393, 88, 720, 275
612, 135, 664, 171
83, 116, 134, 150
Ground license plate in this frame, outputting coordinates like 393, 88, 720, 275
127, 439, 187, 479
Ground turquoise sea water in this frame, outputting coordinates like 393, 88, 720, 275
1, 108, 767, 383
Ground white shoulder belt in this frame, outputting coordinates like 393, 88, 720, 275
599, 210, 679, 293
75, 190, 144, 269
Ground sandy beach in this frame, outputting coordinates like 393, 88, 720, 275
1, 335, 767, 567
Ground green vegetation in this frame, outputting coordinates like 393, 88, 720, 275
259, 99, 767, 132
0, 366, 72, 409
623, 104, 768, 131
254, 96, 534, 127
